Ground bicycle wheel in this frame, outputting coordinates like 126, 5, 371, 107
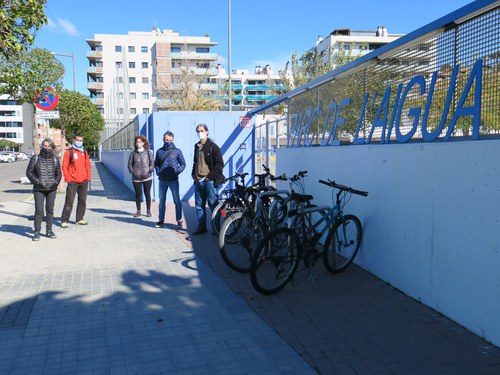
250, 227, 300, 294
218, 212, 266, 273
323, 214, 362, 273
266, 194, 288, 229
212, 199, 245, 235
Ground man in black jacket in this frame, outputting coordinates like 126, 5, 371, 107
191, 124, 224, 235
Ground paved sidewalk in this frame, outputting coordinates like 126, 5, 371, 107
1, 160, 499, 374
0, 161, 314, 374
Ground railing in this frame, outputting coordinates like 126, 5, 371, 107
101, 120, 137, 151
247, 1, 500, 147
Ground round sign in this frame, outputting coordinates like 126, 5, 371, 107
35, 87, 59, 111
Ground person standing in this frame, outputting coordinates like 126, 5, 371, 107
60, 134, 91, 228
128, 135, 154, 217
154, 131, 186, 228
191, 124, 225, 235
26, 138, 62, 241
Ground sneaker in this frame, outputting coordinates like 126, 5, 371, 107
192, 226, 207, 235
177, 220, 184, 227
146, 210, 152, 217
46, 230, 57, 239
61, 222, 69, 228
133, 211, 141, 218
76, 220, 88, 225
155, 221, 164, 228
32, 232, 41, 241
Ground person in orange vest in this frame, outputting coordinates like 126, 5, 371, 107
60, 134, 91, 228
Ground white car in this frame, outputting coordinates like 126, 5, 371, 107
0, 151, 15, 163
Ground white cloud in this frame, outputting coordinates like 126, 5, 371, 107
45, 17, 79, 36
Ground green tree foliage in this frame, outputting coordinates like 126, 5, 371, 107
0, 0, 48, 60
50, 90, 105, 151
0, 47, 65, 103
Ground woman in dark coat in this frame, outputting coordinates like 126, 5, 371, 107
26, 138, 62, 241
128, 135, 154, 217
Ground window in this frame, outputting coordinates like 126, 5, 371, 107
118, 93, 123, 99
118, 108, 123, 115
196, 47, 210, 53
142, 108, 149, 114
118, 77, 123, 83
129, 77, 136, 84
170, 46, 181, 53
142, 93, 149, 99
130, 108, 137, 115
142, 77, 149, 84
128, 46, 135, 53
141, 62, 148, 69
130, 93, 136, 99
115, 46, 122, 52
141, 46, 148, 53
129, 62, 135, 69
115, 62, 122, 68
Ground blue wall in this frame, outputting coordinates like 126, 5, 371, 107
102, 111, 254, 202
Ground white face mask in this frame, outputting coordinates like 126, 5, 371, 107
198, 132, 206, 140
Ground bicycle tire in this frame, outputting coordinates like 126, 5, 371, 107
212, 199, 245, 235
266, 194, 288, 229
250, 227, 300, 294
218, 212, 266, 273
323, 214, 362, 273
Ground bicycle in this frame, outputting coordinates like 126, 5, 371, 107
217, 171, 307, 273
211, 165, 274, 235
250, 178, 368, 295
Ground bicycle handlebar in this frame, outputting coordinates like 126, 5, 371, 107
319, 179, 368, 197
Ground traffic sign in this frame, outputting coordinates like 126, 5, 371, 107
239, 116, 251, 128
34, 87, 59, 111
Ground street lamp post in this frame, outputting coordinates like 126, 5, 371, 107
50, 52, 76, 91
228, 0, 232, 111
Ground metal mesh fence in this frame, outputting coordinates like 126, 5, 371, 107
286, 5, 500, 146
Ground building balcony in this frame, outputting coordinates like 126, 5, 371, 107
170, 67, 219, 75
170, 52, 218, 60
246, 84, 272, 90
246, 95, 277, 101
86, 51, 103, 60
90, 97, 104, 105
87, 82, 104, 91
87, 66, 104, 75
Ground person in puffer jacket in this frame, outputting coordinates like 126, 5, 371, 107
128, 135, 154, 218
26, 138, 62, 241
153, 131, 186, 228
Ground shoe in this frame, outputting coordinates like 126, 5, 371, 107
61, 222, 69, 228
76, 220, 88, 225
155, 221, 164, 228
177, 220, 184, 227
133, 211, 141, 218
46, 230, 57, 239
193, 226, 207, 235
146, 210, 152, 217
32, 232, 41, 241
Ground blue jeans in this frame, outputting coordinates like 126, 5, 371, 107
158, 180, 182, 222
194, 180, 218, 227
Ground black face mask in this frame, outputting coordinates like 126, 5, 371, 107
164, 142, 172, 148
40, 147, 52, 156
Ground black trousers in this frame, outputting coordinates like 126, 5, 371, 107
61, 180, 89, 223
33, 190, 57, 232
132, 180, 152, 211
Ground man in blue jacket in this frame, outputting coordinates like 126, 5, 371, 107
154, 131, 186, 228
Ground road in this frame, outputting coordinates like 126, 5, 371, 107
0, 160, 32, 203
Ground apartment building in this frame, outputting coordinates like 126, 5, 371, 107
86, 29, 218, 133
209, 64, 285, 111
313, 26, 404, 67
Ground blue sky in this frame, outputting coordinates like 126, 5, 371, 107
34, 0, 474, 94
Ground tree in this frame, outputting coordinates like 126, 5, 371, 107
155, 61, 224, 111
0, 0, 48, 60
0, 47, 65, 153
50, 90, 105, 151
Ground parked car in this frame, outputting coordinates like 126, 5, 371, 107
14, 152, 28, 161
0, 151, 16, 163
